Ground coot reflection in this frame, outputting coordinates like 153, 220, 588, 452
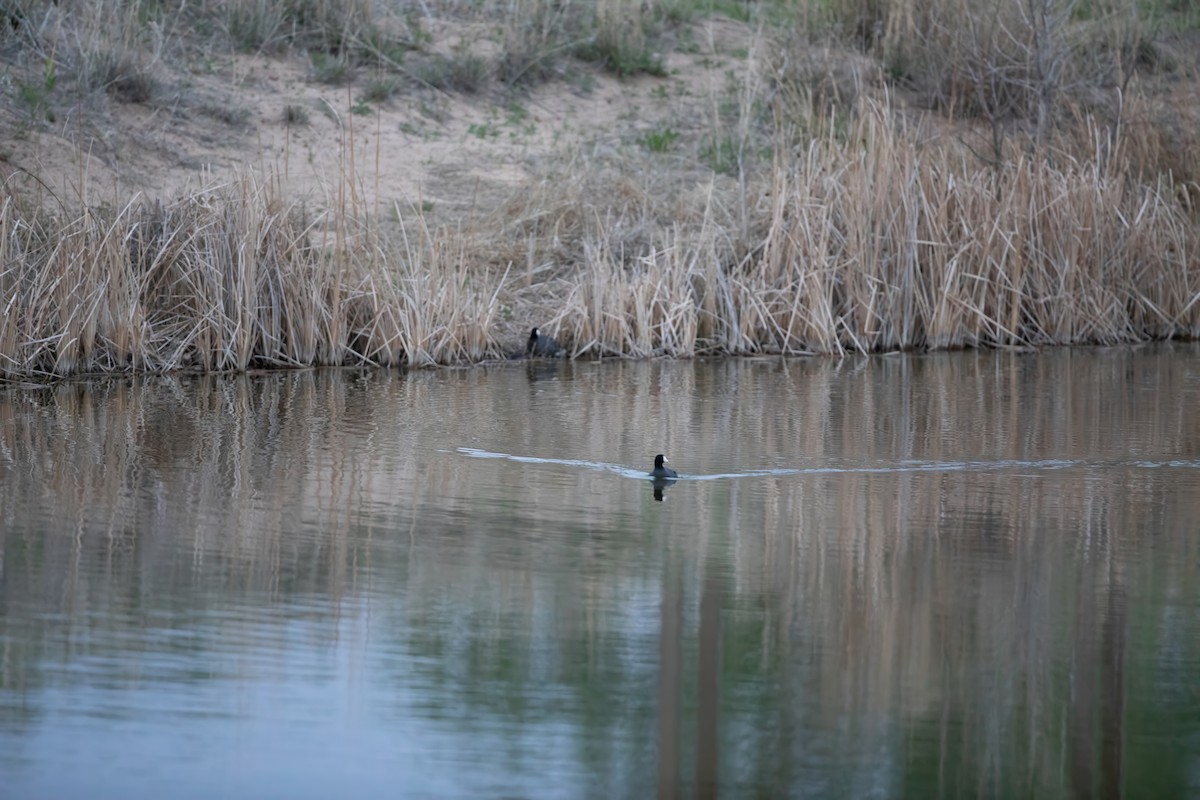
649, 454, 678, 502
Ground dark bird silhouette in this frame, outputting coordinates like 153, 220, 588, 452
526, 327, 562, 357
649, 454, 678, 480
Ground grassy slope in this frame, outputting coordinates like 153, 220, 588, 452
0, 0, 1198, 378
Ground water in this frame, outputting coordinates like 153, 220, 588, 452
2, 344, 1199, 799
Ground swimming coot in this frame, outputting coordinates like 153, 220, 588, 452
526, 327, 562, 357
649, 454, 678, 479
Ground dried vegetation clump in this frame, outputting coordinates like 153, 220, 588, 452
528, 105, 1198, 358
0, 176, 505, 375
1, 0, 1198, 377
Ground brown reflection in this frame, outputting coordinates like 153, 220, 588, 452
656, 567, 724, 800
657, 566, 682, 800
1071, 571, 1127, 800
0, 371, 388, 616
1100, 582, 1127, 800
696, 574, 722, 800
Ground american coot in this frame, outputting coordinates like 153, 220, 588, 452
526, 327, 562, 357
649, 454, 678, 479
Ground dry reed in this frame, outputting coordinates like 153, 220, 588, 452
540, 100, 1198, 358
3, 1, 1199, 377
3, 97, 1197, 378
0, 174, 507, 377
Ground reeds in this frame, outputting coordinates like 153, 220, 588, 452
3, 98, 1196, 378
2, 1, 1199, 377
540, 100, 1198, 357
0, 174, 507, 377
3, 98, 1197, 377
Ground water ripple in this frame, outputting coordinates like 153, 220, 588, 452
456, 447, 1200, 479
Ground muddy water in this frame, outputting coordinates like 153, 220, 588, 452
1, 345, 1199, 799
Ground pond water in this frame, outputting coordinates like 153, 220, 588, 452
1, 344, 1199, 799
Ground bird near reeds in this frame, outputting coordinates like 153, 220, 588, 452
649, 454, 678, 480
526, 327, 562, 357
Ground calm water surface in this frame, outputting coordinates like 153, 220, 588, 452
2, 345, 1199, 799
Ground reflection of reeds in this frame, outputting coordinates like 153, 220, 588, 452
4, 348, 1196, 595
2, 349, 1199, 792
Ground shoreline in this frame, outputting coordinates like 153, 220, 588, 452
4, 336, 1197, 387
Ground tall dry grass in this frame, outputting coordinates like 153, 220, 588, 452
0, 173, 506, 377
3, 95, 1197, 377
532, 100, 1198, 358
3, 0, 1199, 377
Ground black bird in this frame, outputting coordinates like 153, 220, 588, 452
649, 454, 678, 480
526, 327, 562, 357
